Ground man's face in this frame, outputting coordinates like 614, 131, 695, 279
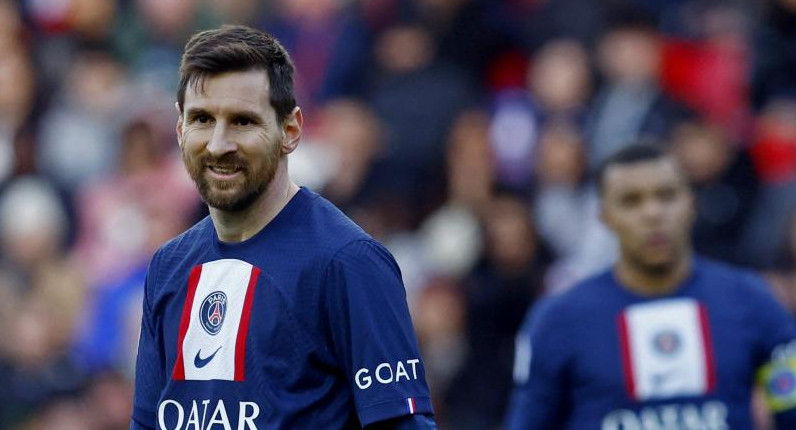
599, 29, 661, 86
178, 70, 284, 212
601, 157, 695, 273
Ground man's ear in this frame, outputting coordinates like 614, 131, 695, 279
281, 106, 303, 154
175, 102, 184, 148
685, 187, 697, 225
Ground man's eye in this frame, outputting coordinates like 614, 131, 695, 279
620, 195, 640, 207
234, 117, 252, 126
658, 188, 677, 202
197, 115, 210, 124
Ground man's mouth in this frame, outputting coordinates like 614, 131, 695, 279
208, 165, 242, 174
206, 164, 244, 179
646, 233, 670, 248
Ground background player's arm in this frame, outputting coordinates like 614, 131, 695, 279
130, 255, 165, 430
747, 274, 796, 428
759, 342, 796, 428
325, 239, 436, 428
504, 300, 568, 430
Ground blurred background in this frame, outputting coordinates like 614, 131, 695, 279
2, 0, 796, 428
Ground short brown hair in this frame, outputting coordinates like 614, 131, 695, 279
177, 25, 296, 124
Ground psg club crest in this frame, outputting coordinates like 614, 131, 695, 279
652, 330, 682, 356
200, 291, 227, 335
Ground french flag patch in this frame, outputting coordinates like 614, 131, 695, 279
406, 398, 417, 414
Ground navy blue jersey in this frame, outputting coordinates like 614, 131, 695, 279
131, 188, 433, 430
506, 258, 796, 429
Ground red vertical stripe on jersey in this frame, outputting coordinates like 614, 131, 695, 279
234, 266, 260, 381
698, 304, 717, 392
172, 265, 203, 380
618, 312, 637, 400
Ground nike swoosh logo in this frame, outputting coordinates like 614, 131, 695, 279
652, 370, 680, 387
194, 346, 222, 369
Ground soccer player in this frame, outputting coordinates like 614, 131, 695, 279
130, 26, 436, 430
505, 144, 796, 429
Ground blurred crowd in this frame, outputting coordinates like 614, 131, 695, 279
3, 0, 796, 429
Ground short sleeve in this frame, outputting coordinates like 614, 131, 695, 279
324, 240, 433, 427
504, 298, 568, 430
131, 253, 166, 430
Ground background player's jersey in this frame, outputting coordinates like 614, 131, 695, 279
131, 188, 433, 430
506, 258, 796, 430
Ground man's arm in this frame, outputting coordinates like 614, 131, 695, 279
504, 299, 568, 430
758, 341, 796, 428
746, 273, 796, 428
325, 239, 435, 427
130, 255, 166, 429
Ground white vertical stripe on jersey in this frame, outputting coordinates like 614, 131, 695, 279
182, 259, 256, 381
623, 298, 710, 401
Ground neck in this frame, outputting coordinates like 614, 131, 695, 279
210, 169, 300, 243
615, 250, 693, 297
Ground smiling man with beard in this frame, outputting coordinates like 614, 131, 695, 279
505, 144, 796, 429
130, 25, 435, 430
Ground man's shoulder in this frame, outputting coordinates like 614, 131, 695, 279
300, 189, 376, 255
687, 257, 787, 322
694, 257, 769, 295
528, 271, 616, 329
150, 216, 213, 269
557, 269, 618, 307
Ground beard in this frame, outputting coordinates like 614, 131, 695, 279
182, 142, 282, 213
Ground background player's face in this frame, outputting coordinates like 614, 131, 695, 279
177, 70, 284, 212
601, 157, 695, 273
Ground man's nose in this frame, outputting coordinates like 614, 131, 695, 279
206, 123, 236, 155
641, 198, 665, 221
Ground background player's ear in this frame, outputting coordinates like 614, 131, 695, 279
599, 202, 615, 232
685, 187, 697, 225
281, 106, 303, 154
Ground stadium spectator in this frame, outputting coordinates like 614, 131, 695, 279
671, 120, 758, 265
588, 11, 692, 168
369, 23, 476, 227
743, 99, 796, 268
753, 0, 796, 110
489, 38, 592, 190
0, 29, 36, 185
36, 47, 128, 194
72, 119, 198, 286
447, 192, 549, 430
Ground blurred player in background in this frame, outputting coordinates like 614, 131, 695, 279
505, 144, 796, 429
130, 25, 436, 430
